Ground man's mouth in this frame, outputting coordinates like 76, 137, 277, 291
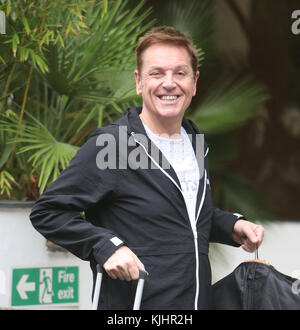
158, 95, 179, 101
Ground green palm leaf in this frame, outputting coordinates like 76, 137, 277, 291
190, 77, 269, 134
41, 0, 154, 102
2, 113, 79, 192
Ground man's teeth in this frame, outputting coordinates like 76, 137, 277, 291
160, 95, 178, 100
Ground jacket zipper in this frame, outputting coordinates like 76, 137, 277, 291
194, 169, 207, 309
131, 132, 207, 310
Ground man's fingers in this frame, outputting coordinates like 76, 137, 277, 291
125, 255, 147, 281
135, 255, 147, 273
244, 225, 264, 251
254, 225, 264, 246
243, 225, 259, 245
127, 263, 141, 281
106, 268, 119, 280
103, 246, 146, 281
118, 265, 132, 281
105, 262, 133, 281
241, 230, 263, 252
240, 236, 255, 252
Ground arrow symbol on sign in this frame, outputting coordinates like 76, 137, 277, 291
16, 275, 36, 299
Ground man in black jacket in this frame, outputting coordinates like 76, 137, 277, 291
30, 26, 264, 310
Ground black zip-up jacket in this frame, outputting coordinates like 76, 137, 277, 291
30, 107, 242, 310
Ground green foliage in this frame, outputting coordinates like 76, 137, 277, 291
2, 111, 79, 192
0, 169, 18, 198
0, 0, 154, 197
190, 77, 269, 134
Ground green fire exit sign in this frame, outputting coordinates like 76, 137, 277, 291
11, 266, 79, 307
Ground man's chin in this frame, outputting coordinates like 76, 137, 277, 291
154, 103, 185, 118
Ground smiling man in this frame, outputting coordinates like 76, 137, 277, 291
135, 42, 199, 136
30, 26, 264, 310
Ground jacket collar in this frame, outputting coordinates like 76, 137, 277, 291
116, 107, 206, 163
114, 106, 205, 181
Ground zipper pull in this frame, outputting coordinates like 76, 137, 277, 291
131, 132, 138, 145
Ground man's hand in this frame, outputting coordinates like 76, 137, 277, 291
103, 245, 147, 281
232, 219, 264, 253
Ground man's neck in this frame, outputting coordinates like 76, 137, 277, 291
139, 110, 183, 138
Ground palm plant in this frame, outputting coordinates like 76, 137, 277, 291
0, 0, 154, 198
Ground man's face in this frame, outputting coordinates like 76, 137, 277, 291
135, 43, 199, 122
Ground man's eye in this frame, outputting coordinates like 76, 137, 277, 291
177, 71, 185, 76
150, 72, 161, 76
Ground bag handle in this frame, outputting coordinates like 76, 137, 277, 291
92, 265, 147, 310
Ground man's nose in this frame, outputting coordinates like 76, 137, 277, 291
162, 72, 176, 89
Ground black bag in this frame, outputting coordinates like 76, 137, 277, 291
212, 261, 300, 310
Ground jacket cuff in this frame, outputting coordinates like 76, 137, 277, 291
226, 214, 241, 247
93, 236, 125, 266
230, 213, 247, 247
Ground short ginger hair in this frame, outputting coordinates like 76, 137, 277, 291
136, 26, 199, 77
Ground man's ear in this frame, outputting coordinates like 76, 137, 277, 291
134, 70, 142, 95
192, 71, 200, 96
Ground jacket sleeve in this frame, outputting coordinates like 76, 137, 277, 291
29, 129, 124, 266
209, 208, 243, 246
